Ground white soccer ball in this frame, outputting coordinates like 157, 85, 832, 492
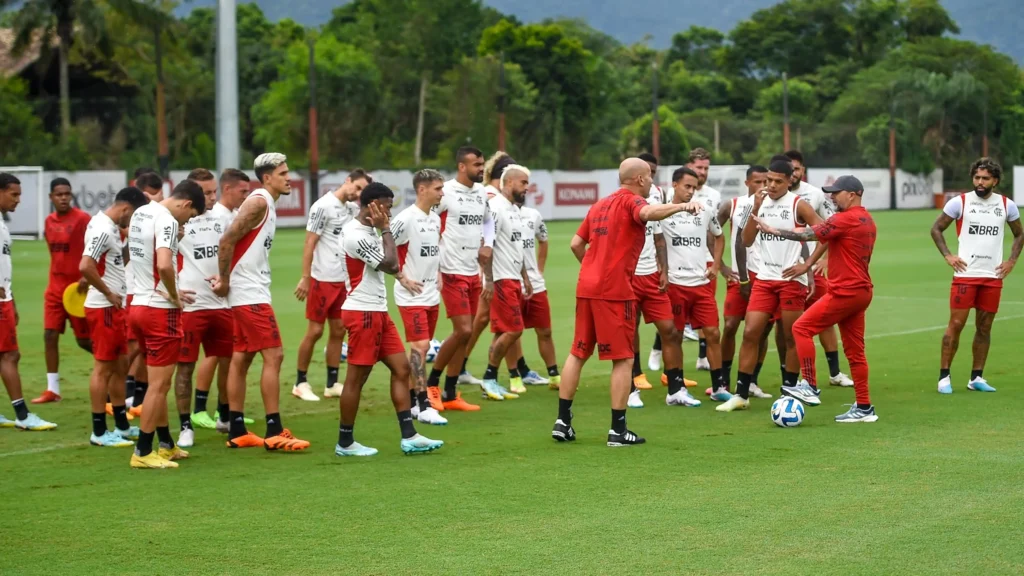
426, 339, 442, 363
771, 397, 805, 428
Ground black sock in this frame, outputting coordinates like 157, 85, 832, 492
558, 398, 573, 422
125, 375, 136, 400
509, 368, 520, 379
397, 409, 417, 439
630, 381, 638, 393
611, 408, 627, 434
711, 368, 723, 391
409, 388, 417, 407
194, 389, 209, 413
653, 333, 662, 351
826, 351, 841, 378
443, 375, 459, 401
112, 405, 129, 430
939, 368, 951, 380
11, 398, 28, 420
217, 403, 230, 423
970, 369, 983, 381
296, 370, 307, 385
327, 366, 339, 387
135, 431, 155, 456
666, 368, 684, 395
857, 403, 872, 410
722, 360, 733, 389
92, 412, 107, 437
460, 358, 468, 373
753, 362, 763, 384
632, 352, 643, 378
784, 371, 799, 387
483, 364, 498, 380
698, 338, 707, 360
780, 366, 787, 385
156, 426, 174, 447
228, 411, 247, 438
265, 413, 283, 437
417, 390, 430, 412
338, 424, 354, 448
133, 381, 148, 407
179, 413, 192, 431
517, 357, 530, 375
427, 368, 443, 388
736, 372, 752, 399
548, 365, 559, 377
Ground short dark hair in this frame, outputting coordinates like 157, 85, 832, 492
456, 146, 483, 165
348, 168, 372, 184
769, 159, 794, 177
746, 165, 768, 178
970, 157, 1002, 182
638, 152, 658, 166
491, 156, 517, 183
672, 167, 699, 183
115, 186, 149, 209
688, 148, 711, 163
219, 169, 250, 186
413, 169, 444, 190
187, 168, 215, 182
135, 172, 163, 191
0, 173, 20, 190
49, 177, 71, 192
171, 180, 207, 216
769, 154, 791, 166
133, 167, 157, 179
784, 150, 805, 165
359, 182, 394, 207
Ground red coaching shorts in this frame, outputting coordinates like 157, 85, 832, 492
441, 273, 482, 318
129, 305, 182, 367
342, 310, 406, 366
748, 279, 807, 316
521, 290, 552, 330
179, 308, 234, 363
571, 298, 637, 361
232, 304, 282, 354
668, 283, 720, 330
85, 306, 128, 362
950, 278, 1002, 314
724, 272, 758, 318
44, 286, 90, 339
0, 301, 18, 353
631, 273, 673, 324
490, 279, 524, 334
305, 279, 347, 324
399, 305, 439, 343
805, 272, 828, 309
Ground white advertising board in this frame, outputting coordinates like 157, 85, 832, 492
806, 168, 891, 211
895, 169, 943, 209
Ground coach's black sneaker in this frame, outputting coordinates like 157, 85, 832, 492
551, 419, 576, 442
607, 429, 645, 447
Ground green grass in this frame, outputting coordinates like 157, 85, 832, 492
2, 210, 1023, 575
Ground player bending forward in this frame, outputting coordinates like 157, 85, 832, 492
335, 182, 444, 456
930, 157, 1022, 394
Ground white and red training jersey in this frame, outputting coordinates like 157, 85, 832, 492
341, 220, 389, 313
127, 202, 180, 309
83, 211, 126, 309
755, 191, 807, 284
228, 189, 276, 307
693, 184, 722, 263
391, 204, 441, 307
179, 202, 232, 312
662, 208, 723, 287
520, 206, 548, 294
730, 195, 761, 275
635, 186, 663, 276
306, 193, 355, 283
437, 179, 490, 277
488, 193, 525, 282
0, 218, 12, 302
944, 192, 1021, 281
793, 181, 833, 255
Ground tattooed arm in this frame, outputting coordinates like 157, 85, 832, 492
213, 195, 267, 297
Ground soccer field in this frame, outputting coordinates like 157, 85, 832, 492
1, 210, 1023, 575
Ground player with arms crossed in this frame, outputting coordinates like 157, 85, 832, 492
335, 182, 444, 456
930, 157, 1022, 394
34, 177, 93, 404
293, 169, 369, 401
391, 169, 447, 426
551, 158, 702, 447
80, 187, 148, 446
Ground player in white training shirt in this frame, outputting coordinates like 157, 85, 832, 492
931, 157, 1023, 394
213, 153, 310, 453
685, 148, 722, 370
391, 169, 447, 426
80, 187, 149, 446
335, 182, 444, 457
293, 169, 369, 402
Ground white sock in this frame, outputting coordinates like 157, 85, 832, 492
46, 373, 60, 395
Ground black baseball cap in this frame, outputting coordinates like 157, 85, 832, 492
822, 175, 864, 195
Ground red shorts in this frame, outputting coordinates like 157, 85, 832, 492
125, 294, 137, 341
490, 279, 524, 334
805, 273, 828, 309
85, 306, 128, 361
521, 291, 552, 330
748, 279, 807, 316
571, 298, 637, 361
305, 279, 346, 323
0, 301, 18, 353
724, 272, 758, 318
951, 278, 1002, 313
342, 310, 406, 366
129, 305, 183, 367
232, 304, 283, 353
668, 283, 720, 330
399, 305, 439, 343
179, 308, 234, 363
706, 261, 718, 294
631, 273, 673, 324
441, 274, 482, 318
44, 287, 90, 338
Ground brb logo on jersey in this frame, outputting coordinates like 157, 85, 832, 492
194, 245, 218, 259
419, 245, 439, 257
672, 237, 702, 247
458, 214, 484, 226
968, 224, 1000, 236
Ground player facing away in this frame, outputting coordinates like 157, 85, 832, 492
717, 159, 823, 413
293, 169, 370, 401
552, 158, 702, 447
760, 176, 879, 422
35, 177, 93, 404
930, 157, 1023, 394
480, 165, 533, 399
0, 174, 57, 431
212, 153, 310, 452
335, 182, 444, 456
426, 147, 493, 410
390, 169, 448, 426
80, 187, 149, 446
126, 180, 205, 468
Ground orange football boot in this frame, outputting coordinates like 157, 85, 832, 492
264, 429, 310, 451
442, 392, 480, 411
226, 432, 265, 448
31, 390, 61, 404
426, 387, 445, 412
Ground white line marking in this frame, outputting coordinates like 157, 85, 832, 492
874, 295, 1024, 305
0, 442, 84, 458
